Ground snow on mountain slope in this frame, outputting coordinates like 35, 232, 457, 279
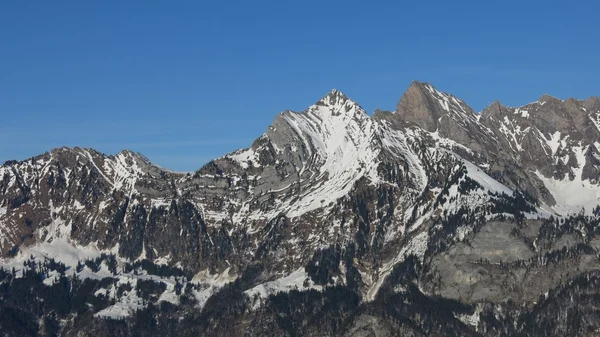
421, 83, 479, 125
535, 143, 600, 215
497, 115, 529, 152
104, 150, 146, 192
461, 157, 512, 196
478, 94, 600, 214
280, 92, 381, 217
378, 123, 428, 191
223, 89, 384, 220
365, 132, 530, 301
1, 82, 599, 326
0, 146, 190, 259
0, 236, 233, 319
591, 112, 600, 133
0, 238, 109, 273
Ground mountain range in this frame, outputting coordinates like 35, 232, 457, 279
1, 81, 600, 336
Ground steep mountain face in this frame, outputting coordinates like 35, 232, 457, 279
374, 81, 552, 207
479, 94, 600, 213
1, 82, 599, 336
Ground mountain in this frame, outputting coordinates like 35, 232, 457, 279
1, 81, 599, 336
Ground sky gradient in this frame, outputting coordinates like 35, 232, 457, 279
2, 1, 599, 171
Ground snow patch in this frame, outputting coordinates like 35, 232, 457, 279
461, 158, 512, 195
455, 304, 483, 328
228, 148, 261, 169
535, 144, 600, 215
244, 268, 322, 309
94, 277, 144, 319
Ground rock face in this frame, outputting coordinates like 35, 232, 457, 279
0, 82, 599, 336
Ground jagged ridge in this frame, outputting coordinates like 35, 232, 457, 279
1, 81, 599, 336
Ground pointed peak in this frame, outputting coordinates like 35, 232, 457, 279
405, 80, 434, 95
480, 100, 509, 119
315, 88, 350, 107
309, 88, 369, 119
403, 80, 464, 105
388, 80, 478, 131
328, 88, 343, 96
408, 79, 436, 88
485, 100, 507, 110
398, 80, 472, 113
408, 79, 425, 87
393, 81, 444, 131
408, 80, 444, 92
274, 89, 367, 124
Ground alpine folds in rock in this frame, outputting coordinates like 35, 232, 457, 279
1, 81, 599, 336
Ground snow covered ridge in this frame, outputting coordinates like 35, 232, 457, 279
0, 80, 599, 322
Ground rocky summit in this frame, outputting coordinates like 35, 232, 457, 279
1, 81, 600, 336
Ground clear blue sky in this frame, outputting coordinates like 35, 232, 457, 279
2, 1, 599, 171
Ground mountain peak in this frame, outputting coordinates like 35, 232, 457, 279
116, 149, 146, 159
327, 88, 343, 95
491, 99, 503, 107
539, 94, 562, 104
391, 80, 474, 131
310, 89, 367, 118
407, 79, 432, 90
315, 88, 350, 107
585, 96, 600, 111
480, 100, 509, 120
3, 79, 600, 336
398, 81, 469, 110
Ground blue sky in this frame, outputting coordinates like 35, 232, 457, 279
2, 1, 599, 171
